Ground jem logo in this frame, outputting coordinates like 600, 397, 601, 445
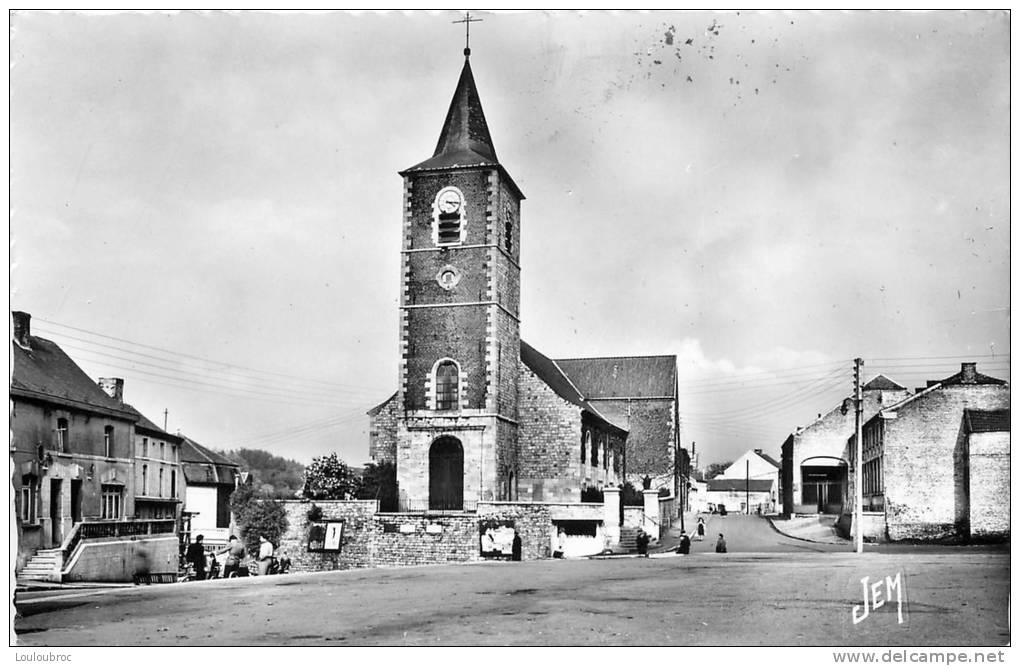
852, 572, 905, 625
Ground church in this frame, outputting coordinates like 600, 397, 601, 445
368, 43, 682, 511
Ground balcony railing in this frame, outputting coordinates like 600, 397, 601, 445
60, 519, 177, 569
394, 498, 478, 514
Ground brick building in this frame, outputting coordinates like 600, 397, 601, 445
780, 375, 910, 516
847, 362, 1008, 541
367, 49, 681, 510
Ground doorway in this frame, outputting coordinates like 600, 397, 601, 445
70, 479, 82, 525
429, 437, 464, 510
50, 479, 62, 546
801, 464, 847, 513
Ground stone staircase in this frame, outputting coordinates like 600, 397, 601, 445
619, 527, 638, 552
20, 548, 62, 583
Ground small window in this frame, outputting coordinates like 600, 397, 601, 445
142, 437, 148, 458
104, 426, 114, 458
101, 485, 123, 519
158, 468, 164, 497
142, 464, 148, 495
170, 470, 177, 498
159, 442, 165, 460
504, 219, 513, 253
20, 475, 38, 523
56, 418, 69, 453
591, 434, 599, 467
435, 360, 460, 411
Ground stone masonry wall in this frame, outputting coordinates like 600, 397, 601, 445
276, 500, 571, 572
883, 384, 1009, 541
368, 394, 400, 464
591, 399, 675, 481
517, 362, 583, 502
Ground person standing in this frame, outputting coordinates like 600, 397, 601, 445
635, 528, 650, 557
511, 533, 522, 561
715, 533, 727, 553
185, 534, 207, 581
676, 530, 691, 555
219, 535, 246, 578
257, 535, 275, 576
696, 517, 706, 542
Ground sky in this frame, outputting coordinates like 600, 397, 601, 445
10, 10, 1010, 468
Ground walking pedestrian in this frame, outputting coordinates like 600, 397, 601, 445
696, 517, 706, 542
676, 530, 691, 555
715, 533, 727, 553
185, 534, 207, 581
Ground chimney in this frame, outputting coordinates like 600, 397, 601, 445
961, 362, 977, 382
12, 311, 31, 349
98, 377, 124, 402
754, 448, 762, 455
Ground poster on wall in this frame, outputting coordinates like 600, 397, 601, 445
307, 520, 344, 552
479, 519, 517, 559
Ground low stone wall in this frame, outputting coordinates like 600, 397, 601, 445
277, 499, 601, 572
373, 514, 479, 567
64, 535, 179, 583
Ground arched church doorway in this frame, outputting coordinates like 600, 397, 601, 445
429, 436, 464, 511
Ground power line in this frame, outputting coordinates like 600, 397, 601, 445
35, 318, 381, 393
54, 338, 385, 406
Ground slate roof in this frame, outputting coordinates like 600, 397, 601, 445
11, 336, 137, 420
520, 340, 627, 434
964, 409, 1010, 433
553, 355, 677, 399
400, 57, 523, 199
180, 436, 239, 486
755, 450, 781, 469
938, 366, 1007, 386
706, 478, 775, 493
863, 374, 907, 391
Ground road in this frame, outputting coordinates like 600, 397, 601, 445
666, 514, 843, 553
14, 520, 1009, 647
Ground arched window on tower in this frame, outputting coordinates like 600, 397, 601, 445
435, 360, 460, 411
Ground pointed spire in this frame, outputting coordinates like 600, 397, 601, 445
402, 56, 499, 173
433, 57, 497, 162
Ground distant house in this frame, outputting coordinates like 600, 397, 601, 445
846, 363, 1008, 541
781, 375, 910, 516
715, 448, 780, 513
705, 478, 774, 515
180, 437, 240, 545
11, 311, 177, 582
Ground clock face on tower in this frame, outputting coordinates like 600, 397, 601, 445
438, 189, 462, 214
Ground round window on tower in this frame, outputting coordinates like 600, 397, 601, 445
436, 264, 462, 291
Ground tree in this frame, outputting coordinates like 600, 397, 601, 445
356, 461, 398, 512
301, 452, 361, 500
705, 461, 733, 479
229, 482, 289, 556
219, 447, 306, 499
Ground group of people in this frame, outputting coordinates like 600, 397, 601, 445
184, 533, 290, 580
674, 517, 727, 555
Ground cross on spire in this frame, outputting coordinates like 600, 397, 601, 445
453, 11, 483, 57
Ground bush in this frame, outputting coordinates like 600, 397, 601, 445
357, 461, 398, 512
306, 503, 323, 523
302, 453, 360, 500
229, 483, 289, 555
620, 482, 644, 506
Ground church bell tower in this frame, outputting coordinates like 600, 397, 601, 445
394, 45, 525, 509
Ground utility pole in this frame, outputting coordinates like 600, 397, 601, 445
746, 459, 750, 515
853, 358, 864, 554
